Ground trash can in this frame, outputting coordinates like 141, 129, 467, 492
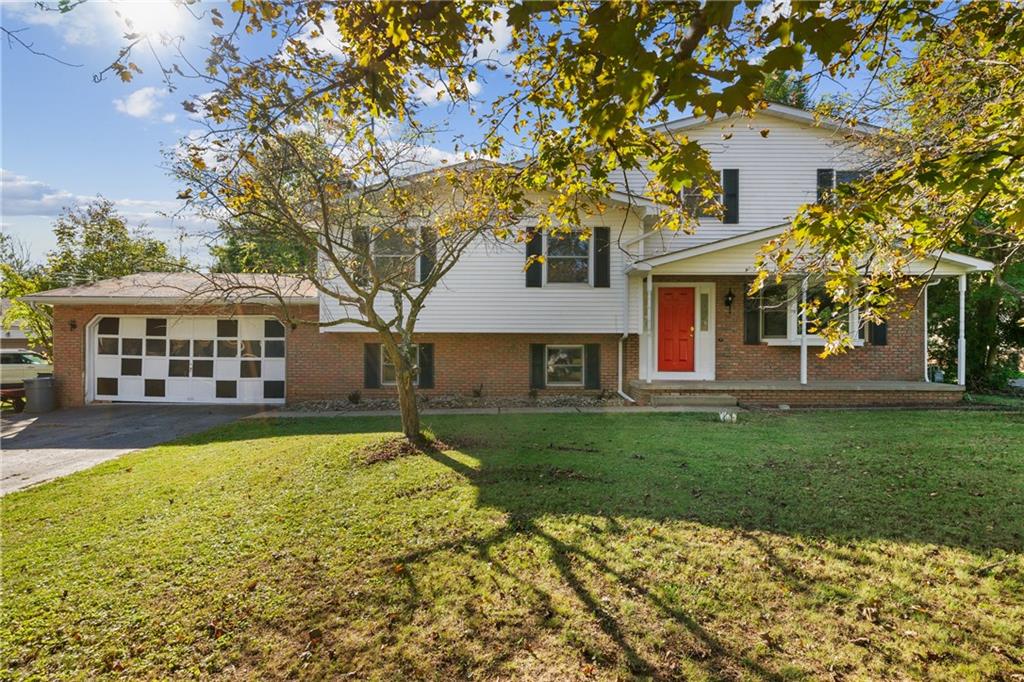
24, 376, 56, 414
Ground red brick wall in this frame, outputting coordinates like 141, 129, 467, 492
287, 326, 621, 402
645, 275, 926, 382
48, 277, 930, 408
49, 302, 622, 406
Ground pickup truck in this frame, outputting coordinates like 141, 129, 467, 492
1, 349, 53, 412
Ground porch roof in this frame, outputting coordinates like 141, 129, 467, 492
627, 225, 994, 276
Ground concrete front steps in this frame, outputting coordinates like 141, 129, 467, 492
647, 393, 738, 407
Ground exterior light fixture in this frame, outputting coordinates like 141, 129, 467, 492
724, 289, 735, 311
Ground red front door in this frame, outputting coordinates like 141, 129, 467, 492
658, 287, 696, 372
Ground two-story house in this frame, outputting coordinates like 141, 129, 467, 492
25, 104, 991, 408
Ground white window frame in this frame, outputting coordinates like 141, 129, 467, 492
682, 169, 723, 219
544, 344, 585, 387
543, 232, 593, 286
371, 229, 420, 282
380, 344, 419, 386
758, 280, 863, 346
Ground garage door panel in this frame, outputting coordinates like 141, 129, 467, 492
263, 359, 286, 381
167, 318, 194, 338
120, 317, 146, 336
165, 378, 191, 401
238, 380, 263, 402
239, 318, 264, 338
214, 358, 240, 379
185, 378, 212, 402
95, 356, 120, 376
193, 318, 217, 337
90, 316, 286, 404
118, 376, 144, 400
143, 357, 169, 377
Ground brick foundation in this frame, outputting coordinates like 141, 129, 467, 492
46, 278, 949, 409
287, 327, 621, 403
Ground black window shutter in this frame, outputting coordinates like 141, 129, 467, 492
868, 321, 888, 346
417, 344, 435, 388
419, 227, 436, 284
352, 228, 371, 284
584, 344, 601, 389
722, 169, 739, 224
529, 344, 546, 389
364, 343, 381, 388
593, 226, 610, 288
525, 231, 543, 287
743, 281, 761, 345
816, 169, 834, 203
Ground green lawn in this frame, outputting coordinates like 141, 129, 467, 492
3, 411, 1023, 680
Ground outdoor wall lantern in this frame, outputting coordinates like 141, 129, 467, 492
724, 289, 735, 311
68, 319, 77, 331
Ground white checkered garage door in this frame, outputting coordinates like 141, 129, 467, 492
89, 315, 286, 404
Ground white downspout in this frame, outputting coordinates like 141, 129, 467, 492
617, 272, 636, 403
957, 273, 967, 386
800, 276, 808, 385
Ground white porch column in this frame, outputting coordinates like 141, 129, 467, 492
646, 275, 654, 383
924, 283, 930, 381
800, 276, 808, 385
957, 273, 967, 386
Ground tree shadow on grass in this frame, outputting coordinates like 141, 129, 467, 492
180, 412, 1024, 678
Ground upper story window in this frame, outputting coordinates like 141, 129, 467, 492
545, 232, 591, 284
817, 169, 869, 203
372, 229, 418, 282
682, 169, 739, 224
682, 170, 722, 218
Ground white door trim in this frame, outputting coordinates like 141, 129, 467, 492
651, 281, 716, 381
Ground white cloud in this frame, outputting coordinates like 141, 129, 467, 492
414, 77, 482, 106
113, 86, 166, 118
475, 9, 512, 63
0, 169, 209, 235
162, 113, 176, 123
0, 169, 78, 217
293, 16, 347, 57
3, 1, 196, 48
757, 0, 792, 23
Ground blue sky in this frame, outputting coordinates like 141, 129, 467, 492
0, 1, 516, 266
1, 1, 874, 266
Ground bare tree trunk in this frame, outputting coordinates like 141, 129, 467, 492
395, 369, 421, 440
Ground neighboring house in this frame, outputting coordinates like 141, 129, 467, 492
1, 299, 34, 350
22, 104, 991, 409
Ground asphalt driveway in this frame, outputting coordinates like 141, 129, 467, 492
1, 404, 264, 495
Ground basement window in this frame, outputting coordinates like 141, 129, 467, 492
545, 345, 584, 386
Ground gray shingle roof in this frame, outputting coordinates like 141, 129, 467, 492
21, 272, 317, 304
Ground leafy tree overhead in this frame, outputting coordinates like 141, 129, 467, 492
761, 1, 1024, 350
762, 71, 811, 109
175, 120, 524, 438
0, 198, 185, 356
210, 223, 313, 274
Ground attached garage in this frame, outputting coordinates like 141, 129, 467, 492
22, 273, 317, 408
89, 315, 287, 404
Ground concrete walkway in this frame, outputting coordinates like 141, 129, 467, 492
250, 404, 743, 419
1, 405, 260, 495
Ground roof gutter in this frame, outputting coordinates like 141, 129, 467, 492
18, 295, 319, 306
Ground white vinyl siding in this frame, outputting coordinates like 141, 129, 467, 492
321, 210, 640, 334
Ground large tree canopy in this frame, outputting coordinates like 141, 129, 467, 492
0, 198, 185, 356
50, 0, 1017, 360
